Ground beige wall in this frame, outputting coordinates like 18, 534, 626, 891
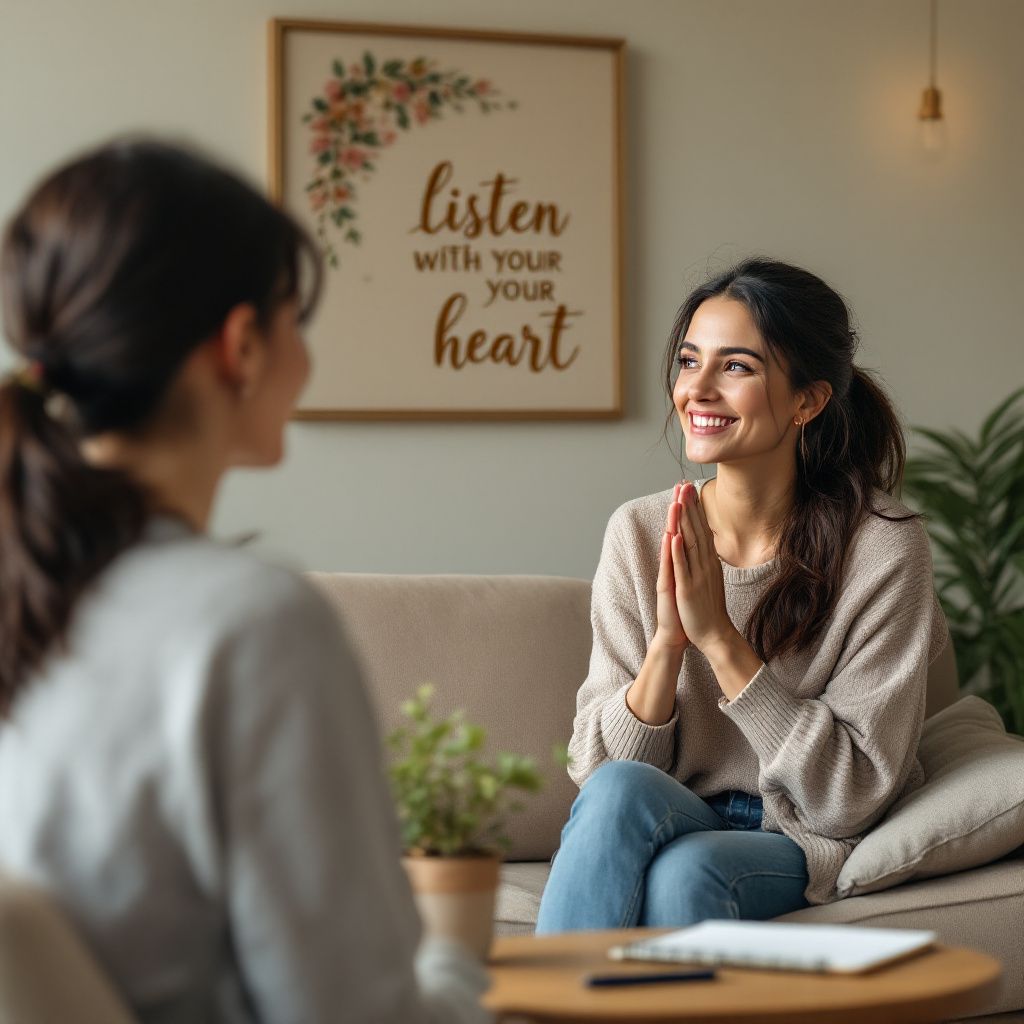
1, 0, 1021, 577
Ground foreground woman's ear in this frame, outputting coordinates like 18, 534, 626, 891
212, 303, 265, 400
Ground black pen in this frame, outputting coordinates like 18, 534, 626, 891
585, 968, 717, 987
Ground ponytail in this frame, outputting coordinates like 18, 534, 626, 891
0, 373, 147, 714
747, 364, 915, 663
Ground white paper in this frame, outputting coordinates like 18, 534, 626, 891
608, 921, 937, 974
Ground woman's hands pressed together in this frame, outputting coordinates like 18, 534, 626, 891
661, 482, 732, 654
628, 481, 766, 724
659, 482, 765, 703
655, 484, 690, 653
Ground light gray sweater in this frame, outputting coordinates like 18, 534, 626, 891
0, 519, 490, 1024
568, 481, 948, 905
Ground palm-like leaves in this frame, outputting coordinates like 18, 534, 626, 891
903, 387, 1024, 733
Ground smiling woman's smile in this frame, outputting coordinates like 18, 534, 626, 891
688, 413, 738, 434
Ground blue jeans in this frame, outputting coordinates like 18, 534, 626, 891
535, 760, 809, 933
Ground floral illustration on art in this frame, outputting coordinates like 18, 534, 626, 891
302, 53, 516, 267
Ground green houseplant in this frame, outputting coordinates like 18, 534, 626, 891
903, 386, 1024, 734
386, 685, 550, 956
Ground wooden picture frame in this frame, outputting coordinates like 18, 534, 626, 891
268, 19, 624, 420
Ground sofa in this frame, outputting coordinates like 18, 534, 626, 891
2, 571, 1021, 1024
308, 572, 1024, 1022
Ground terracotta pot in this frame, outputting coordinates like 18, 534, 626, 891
402, 853, 500, 959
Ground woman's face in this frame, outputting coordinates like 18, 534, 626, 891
231, 297, 311, 466
673, 295, 799, 467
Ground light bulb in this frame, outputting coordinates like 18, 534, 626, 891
918, 86, 945, 155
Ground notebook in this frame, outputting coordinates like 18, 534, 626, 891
607, 921, 937, 974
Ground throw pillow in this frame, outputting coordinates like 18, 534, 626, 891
836, 695, 1024, 897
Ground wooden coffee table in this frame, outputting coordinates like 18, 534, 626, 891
484, 929, 1002, 1023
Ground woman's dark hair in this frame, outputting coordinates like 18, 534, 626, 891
0, 138, 322, 713
664, 257, 916, 664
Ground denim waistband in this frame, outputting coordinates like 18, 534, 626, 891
704, 790, 763, 831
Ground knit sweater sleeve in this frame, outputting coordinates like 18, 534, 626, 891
720, 514, 947, 841
205, 572, 491, 1024
567, 502, 678, 787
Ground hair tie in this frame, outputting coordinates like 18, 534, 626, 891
10, 361, 48, 396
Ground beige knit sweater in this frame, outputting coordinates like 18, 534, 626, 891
568, 479, 948, 905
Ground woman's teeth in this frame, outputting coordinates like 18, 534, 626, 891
692, 415, 736, 427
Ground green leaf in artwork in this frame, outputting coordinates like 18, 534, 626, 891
333, 58, 345, 77
362, 131, 380, 147
346, 229, 361, 244
312, 97, 328, 112
383, 59, 403, 77
428, 90, 441, 107
317, 151, 332, 166
396, 106, 410, 130
363, 51, 376, 77
331, 209, 345, 227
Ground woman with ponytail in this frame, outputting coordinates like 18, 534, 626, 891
0, 140, 490, 1023
537, 257, 948, 930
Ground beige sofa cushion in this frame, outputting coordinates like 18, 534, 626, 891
838, 697, 1024, 898
307, 573, 589, 860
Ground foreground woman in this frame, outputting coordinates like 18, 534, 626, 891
0, 139, 490, 1023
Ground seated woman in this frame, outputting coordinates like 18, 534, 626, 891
0, 139, 490, 1023
536, 258, 948, 931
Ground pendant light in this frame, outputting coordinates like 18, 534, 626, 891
918, 0, 945, 151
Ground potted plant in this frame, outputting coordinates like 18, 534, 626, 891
903, 386, 1024, 733
386, 685, 547, 958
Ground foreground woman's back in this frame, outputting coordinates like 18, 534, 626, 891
0, 519, 437, 1020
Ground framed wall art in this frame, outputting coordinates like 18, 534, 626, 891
268, 19, 624, 419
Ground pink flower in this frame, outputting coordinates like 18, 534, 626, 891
392, 81, 411, 103
340, 147, 367, 169
311, 116, 329, 131
324, 79, 343, 101
381, 130, 397, 147
333, 185, 351, 201
414, 100, 430, 124
310, 135, 331, 154
474, 79, 491, 95
310, 190, 327, 211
